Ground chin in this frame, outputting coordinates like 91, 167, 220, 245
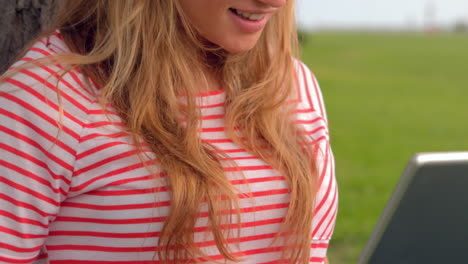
218, 35, 261, 54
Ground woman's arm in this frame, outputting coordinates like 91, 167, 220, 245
294, 60, 337, 264
0, 39, 85, 262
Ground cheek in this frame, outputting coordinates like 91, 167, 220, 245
190, 12, 237, 50
179, 0, 226, 32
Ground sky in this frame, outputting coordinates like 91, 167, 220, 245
296, 0, 468, 31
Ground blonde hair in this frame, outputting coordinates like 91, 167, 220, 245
8, 0, 319, 263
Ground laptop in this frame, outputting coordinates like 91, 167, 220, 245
358, 151, 468, 264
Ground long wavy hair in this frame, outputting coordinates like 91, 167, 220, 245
6, 0, 319, 263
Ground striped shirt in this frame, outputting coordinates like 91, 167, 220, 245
0, 33, 337, 264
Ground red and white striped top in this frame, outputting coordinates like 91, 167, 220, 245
0, 33, 337, 264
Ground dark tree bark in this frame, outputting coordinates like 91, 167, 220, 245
0, 0, 57, 74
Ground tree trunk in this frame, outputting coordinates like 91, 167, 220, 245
0, 0, 56, 74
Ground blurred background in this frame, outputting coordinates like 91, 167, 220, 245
295, 0, 468, 263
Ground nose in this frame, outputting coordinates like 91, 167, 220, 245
256, 0, 286, 8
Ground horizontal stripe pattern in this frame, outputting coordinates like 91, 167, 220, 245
0, 34, 336, 264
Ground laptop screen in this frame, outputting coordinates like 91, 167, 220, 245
358, 152, 468, 264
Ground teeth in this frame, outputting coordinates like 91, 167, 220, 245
232, 9, 265, 21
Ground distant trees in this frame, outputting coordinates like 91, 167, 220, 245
297, 30, 309, 45
453, 20, 468, 33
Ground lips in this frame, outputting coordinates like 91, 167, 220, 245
227, 7, 271, 34
229, 8, 265, 21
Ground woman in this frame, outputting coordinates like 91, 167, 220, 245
0, 0, 337, 263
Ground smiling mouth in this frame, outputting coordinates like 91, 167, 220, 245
229, 8, 265, 21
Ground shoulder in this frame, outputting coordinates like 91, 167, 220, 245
2, 32, 100, 126
0, 33, 104, 159
292, 59, 328, 122
291, 59, 330, 143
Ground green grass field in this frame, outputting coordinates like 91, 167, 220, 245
300, 32, 468, 263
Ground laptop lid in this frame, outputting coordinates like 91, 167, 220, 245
358, 152, 468, 264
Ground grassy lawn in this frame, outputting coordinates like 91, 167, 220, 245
300, 32, 468, 263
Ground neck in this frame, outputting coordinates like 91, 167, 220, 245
200, 69, 222, 93
187, 46, 226, 94
202, 49, 225, 93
